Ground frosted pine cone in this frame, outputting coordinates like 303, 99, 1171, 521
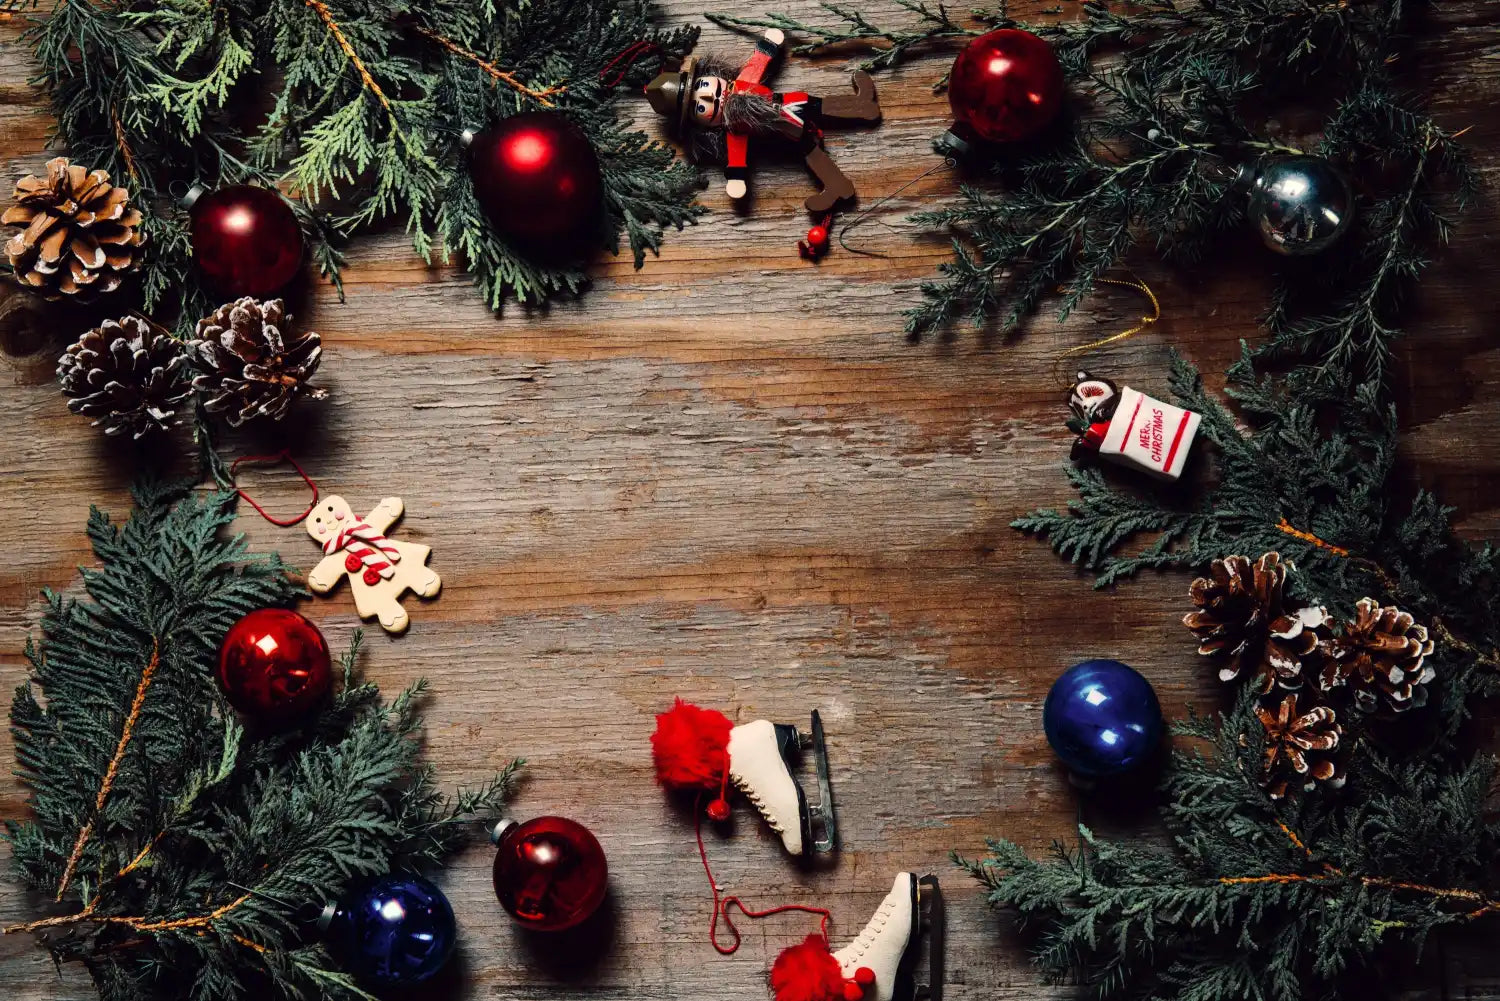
3, 157, 144, 297
1255, 693, 1344, 800
1184, 553, 1330, 692
188, 297, 326, 425
1322, 598, 1435, 712
57, 316, 190, 438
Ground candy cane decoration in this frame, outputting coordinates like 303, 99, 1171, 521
326, 520, 402, 585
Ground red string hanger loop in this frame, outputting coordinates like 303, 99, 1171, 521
229, 451, 320, 526
600, 40, 663, 88
694, 793, 832, 956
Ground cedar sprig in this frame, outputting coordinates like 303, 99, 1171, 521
12, 0, 704, 324
3, 476, 518, 1001
713, 1, 1474, 386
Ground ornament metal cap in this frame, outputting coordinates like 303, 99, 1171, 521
491, 818, 518, 845
316, 900, 339, 933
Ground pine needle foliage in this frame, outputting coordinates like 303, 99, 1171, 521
987, 349, 1500, 997
9, 0, 703, 326
713, 1, 1474, 382
4, 477, 519, 1001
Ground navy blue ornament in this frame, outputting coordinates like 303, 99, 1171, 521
1043, 659, 1164, 777
321, 873, 457, 989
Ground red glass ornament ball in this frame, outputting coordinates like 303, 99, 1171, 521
948, 28, 1064, 144
492, 816, 608, 932
189, 185, 305, 297
468, 112, 603, 245
216, 608, 332, 723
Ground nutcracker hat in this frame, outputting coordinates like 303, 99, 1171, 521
644, 56, 696, 130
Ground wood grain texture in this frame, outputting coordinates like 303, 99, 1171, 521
2, 2, 1499, 998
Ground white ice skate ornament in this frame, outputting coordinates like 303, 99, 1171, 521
304, 496, 441, 634
769, 872, 945, 1001
651, 700, 837, 857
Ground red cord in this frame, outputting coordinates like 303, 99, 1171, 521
229, 451, 320, 527
695, 794, 832, 955
599, 40, 661, 87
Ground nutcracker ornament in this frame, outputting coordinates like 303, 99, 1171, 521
1067, 371, 1201, 481
304, 496, 441, 634
644, 28, 881, 216
651, 698, 837, 857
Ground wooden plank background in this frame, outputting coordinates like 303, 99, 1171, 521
2, 2, 1498, 998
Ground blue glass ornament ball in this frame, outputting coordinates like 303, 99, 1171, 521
1043, 659, 1164, 777
325, 874, 457, 989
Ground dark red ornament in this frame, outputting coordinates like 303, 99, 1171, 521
491, 816, 608, 932
468, 112, 603, 247
189, 185, 305, 297
948, 28, 1064, 144
216, 608, 332, 723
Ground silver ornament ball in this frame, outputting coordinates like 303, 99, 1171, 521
1244, 155, 1354, 256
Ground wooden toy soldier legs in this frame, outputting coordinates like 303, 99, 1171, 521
799, 72, 881, 213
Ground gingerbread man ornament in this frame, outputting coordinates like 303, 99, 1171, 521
305, 496, 441, 634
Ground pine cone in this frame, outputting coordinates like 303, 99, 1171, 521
3, 157, 144, 297
1184, 552, 1330, 691
1255, 693, 1345, 800
56, 316, 190, 438
188, 297, 327, 426
1321, 598, 1435, 712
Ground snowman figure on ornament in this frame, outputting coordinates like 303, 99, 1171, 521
645, 28, 881, 258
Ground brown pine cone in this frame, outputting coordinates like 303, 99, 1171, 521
188, 297, 327, 426
1255, 693, 1344, 800
3, 157, 145, 297
1321, 598, 1435, 713
57, 316, 190, 438
1183, 552, 1330, 692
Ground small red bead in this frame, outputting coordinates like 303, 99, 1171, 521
854, 967, 876, 987
345, 553, 363, 573
842, 981, 865, 1001
706, 798, 731, 822
363, 568, 382, 586
806, 226, 828, 247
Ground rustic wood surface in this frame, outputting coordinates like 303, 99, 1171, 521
2, 2, 1499, 998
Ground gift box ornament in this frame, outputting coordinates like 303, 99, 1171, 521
1067, 371, 1200, 480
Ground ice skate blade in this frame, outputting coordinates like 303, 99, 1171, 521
915, 875, 944, 1001
807, 709, 837, 854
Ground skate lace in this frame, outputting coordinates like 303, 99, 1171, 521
840, 894, 896, 963
732, 775, 785, 834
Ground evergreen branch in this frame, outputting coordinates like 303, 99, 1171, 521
708, 1, 982, 75
408, 24, 564, 105
54, 640, 161, 901
5, 475, 517, 999
302, 0, 398, 122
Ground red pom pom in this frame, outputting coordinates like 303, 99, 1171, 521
651, 699, 732, 791
770, 935, 844, 1001
706, 798, 732, 822
853, 968, 875, 987
842, 982, 864, 1001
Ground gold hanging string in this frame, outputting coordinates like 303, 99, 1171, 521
1052, 277, 1162, 389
